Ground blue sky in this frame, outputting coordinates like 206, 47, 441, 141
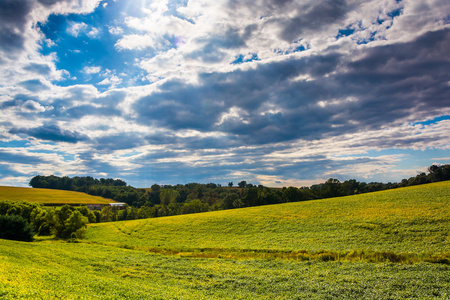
0, 0, 449, 188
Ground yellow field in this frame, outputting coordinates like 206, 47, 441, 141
0, 186, 114, 205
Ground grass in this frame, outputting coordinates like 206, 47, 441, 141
0, 186, 114, 205
0, 181, 449, 298
86, 181, 450, 256
0, 239, 449, 299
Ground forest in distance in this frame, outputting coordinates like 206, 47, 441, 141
28, 164, 450, 216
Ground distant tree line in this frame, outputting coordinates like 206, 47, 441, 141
27, 164, 450, 219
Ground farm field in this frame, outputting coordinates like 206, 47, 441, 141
0, 181, 449, 298
0, 239, 449, 299
86, 181, 450, 256
0, 186, 114, 205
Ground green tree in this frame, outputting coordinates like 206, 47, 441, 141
160, 189, 180, 206
76, 206, 96, 223
52, 205, 75, 238
282, 187, 301, 202
222, 193, 239, 209
181, 199, 209, 214
0, 215, 34, 242
64, 210, 89, 239
238, 181, 247, 188
100, 206, 114, 222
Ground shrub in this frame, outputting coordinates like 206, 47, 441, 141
0, 215, 34, 242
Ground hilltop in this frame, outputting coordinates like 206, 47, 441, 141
0, 186, 114, 205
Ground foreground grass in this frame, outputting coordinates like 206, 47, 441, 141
1, 239, 449, 299
0, 186, 113, 205
86, 181, 450, 256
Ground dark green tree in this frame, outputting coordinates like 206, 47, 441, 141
0, 215, 34, 242
238, 181, 247, 188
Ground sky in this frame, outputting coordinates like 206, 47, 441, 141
0, 0, 449, 188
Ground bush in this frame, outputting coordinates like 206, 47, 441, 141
0, 215, 34, 242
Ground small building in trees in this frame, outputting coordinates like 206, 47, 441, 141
108, 203, 127, 210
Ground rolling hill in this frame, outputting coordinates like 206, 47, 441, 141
0, 181, 449, 299
0, 186, 114, 205
85, 181, 450, 258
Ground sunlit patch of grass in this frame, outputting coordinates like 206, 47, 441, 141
1, 239, 449, 299
86, 181, 450, 255
0, 186, 113, 205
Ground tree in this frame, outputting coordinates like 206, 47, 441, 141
160, 189, 180, 206
222, 193, 239, 209
282, 187, 302, 202
64, 210, 89, 239
181, 199, 208, 214
151, 184, 161, 192
0, 215, 34, 242
323, 178, 342, 198
100, 206, 114, 222
238, 181, 247, 188
242, 187, 259, 207
228, 182, 233, 187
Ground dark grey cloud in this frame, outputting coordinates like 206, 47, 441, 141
63, 104, 121, 119
0, 150, 48, 165
39, 90, 124, 119
74, 152, 123, 178
19, 79, 50, 92
134, 52, 344, 144
0, 0, 32, 53
37, 0, 70, 6
187, 28, 248, 63
134, 28, 449, 147
276, 0, 352, 42
0, 0, 96, 56
93, 134, 145, 151
10, 124, 89, 143
23, 63, 52, 75
134, 79, 225, 130
228, 0, 354, 42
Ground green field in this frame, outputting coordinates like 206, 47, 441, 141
86, 181, 450, 256
1, 182, 449, 299
0, 186, 114, 205
1, 239, 449, 299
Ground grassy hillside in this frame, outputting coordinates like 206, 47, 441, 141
86, 181, 450, 256
0, 181, 449, 299
1, 239, 449, 299
0, 186, 114, 205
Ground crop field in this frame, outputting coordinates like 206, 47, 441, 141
0, 186, 114, 205
1, 239, 449, 299
86, 181, 450, 257
0, 181, 449, 298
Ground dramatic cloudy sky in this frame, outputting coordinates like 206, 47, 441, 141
0, 0, 449, 188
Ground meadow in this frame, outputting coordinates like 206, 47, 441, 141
0, 186, 113, 205
86, 181, 450, 256
1, 239, 449, 299
0, 181, 449, 298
